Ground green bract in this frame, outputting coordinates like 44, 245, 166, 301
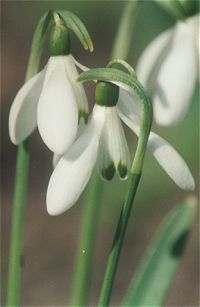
107, 58, 137, 77
56, 10, 93, 52
95, 81, 119, 107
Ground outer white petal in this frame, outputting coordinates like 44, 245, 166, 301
97, 107, 130, 180
46, 105, 106, 216
117, 94, 195, 190
154, 19, 197, 126
37, 56, 78, 154
146, 133, 195, 190
71, 55, 90, 72
117, 88, 141, 124
64, 55, 89, 119
9, 69, 45, 144
52, 153, 61, 169
52, 123, 87, 169
136, 27, 174, 95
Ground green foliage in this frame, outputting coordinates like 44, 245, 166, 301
122, 197, 197, 306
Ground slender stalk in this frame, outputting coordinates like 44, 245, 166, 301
69, 173, 103, 306
69, 2, 140, 306
98, 173, 141, 306
6, 11, 51, 306
111, 0, 139, 60
6, 141, 30, 306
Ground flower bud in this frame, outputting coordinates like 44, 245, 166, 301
49, 24, 71, 56
95, 81, 119, 107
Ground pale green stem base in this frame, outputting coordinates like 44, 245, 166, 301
69, 173, 103, 306
98, 173, 141, 307
6, 141, 30, 306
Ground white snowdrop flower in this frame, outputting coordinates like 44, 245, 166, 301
136, 14, 199, 126
47, 80, 194, 216
9, 18, 90, 155
117, 88, 195, 191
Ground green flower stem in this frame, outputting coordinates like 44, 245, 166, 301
6, 11, 51, 306
70, 2, 140, 304
78, 67, 153, 307
70, 173, 103, 306
111, 0, 139, 60
98, 172, 141, 307
6, 142, 30, 306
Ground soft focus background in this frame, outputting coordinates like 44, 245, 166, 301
1, 1, 199, 306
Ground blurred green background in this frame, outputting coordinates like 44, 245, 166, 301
2, 1, 199, 306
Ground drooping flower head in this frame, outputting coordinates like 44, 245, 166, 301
47, 61, 194, 215
137, 13, 199, 126
9, 10, 93, 154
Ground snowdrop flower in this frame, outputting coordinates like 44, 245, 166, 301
9, 14, 90, 154
47, 79, 194, 216
137, 14, 199, 126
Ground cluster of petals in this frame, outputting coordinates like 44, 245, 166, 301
9, 26, 196, 216
47, 84, 195, 216
137, 14, 199, 126
9, 54, 88, 155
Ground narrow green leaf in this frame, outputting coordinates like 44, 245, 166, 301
26, 11, 52, 80
57, 10, 93, 52
123, 196, 197, 307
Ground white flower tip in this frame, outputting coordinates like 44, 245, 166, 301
180, 174, 195, 191
8, 127, 20, 145
46, 192, 73, 216
46, 203, 65, 216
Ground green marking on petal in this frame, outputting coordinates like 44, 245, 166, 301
78, 110, 89, 124
118, 161, 128, 179
101, 162, 115, 181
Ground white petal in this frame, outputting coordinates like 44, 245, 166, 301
64, 55, 89, 121
71, 55, 90, 72
154, 19, 197, 126
37, 56, 78, 154
97, 107, 130, 180
147, 133, 195, 190
118, 101, 195, 190
117, 88, 140, 125
136, 27, 174, 95
52, 123, 87, 169
52, 153, 61, 169
46, 105, 106, 215
9, 69, 45, 144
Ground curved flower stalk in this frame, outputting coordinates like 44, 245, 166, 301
136, 14, 199, 126
47, 67, 194, 216
9, 12, 92, 155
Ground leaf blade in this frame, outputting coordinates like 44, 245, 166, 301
122, 197, 197, 306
